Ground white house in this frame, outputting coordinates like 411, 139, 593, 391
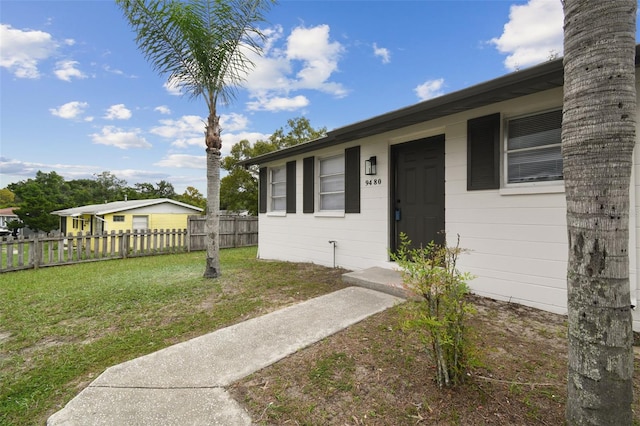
242, 48, 640, 331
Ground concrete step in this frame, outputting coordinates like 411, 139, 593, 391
342, 267, 410, 299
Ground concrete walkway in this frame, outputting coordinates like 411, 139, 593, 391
47, 286, 403, 425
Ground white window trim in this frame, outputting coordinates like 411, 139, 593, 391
269, 165, 287, 213
318, 154, 345, 212
503, 108, 563, 191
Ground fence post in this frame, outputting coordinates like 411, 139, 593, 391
32, 234, 41, 269
186, 219, 191, 252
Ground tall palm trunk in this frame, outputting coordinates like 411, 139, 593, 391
562, 1, 636, 423
204, 111, 221, 278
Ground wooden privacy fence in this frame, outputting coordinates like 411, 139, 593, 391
188, 215, 258, 251
0, 217, 258, 273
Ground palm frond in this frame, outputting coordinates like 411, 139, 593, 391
116, 0, 274, 112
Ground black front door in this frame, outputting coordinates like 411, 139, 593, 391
392, 135, 445, 251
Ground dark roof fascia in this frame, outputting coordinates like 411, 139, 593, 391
241, 44, 640, 167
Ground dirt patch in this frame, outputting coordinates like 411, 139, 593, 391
230, 294, 640, 425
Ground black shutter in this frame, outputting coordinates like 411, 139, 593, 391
286, 161, 296, 213
259, 167, 267, 214
467, 113, 500, 190
345, 146, 360, 213
303, 156, 314, 213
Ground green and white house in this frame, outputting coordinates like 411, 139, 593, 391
243, 47, 640, 331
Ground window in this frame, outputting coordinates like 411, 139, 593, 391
270, 166, 286, 211
113, 215, 125, 222
506, 109, 563, 183
132, 215, 148, 231
319, 155, 345, 211
72, 218, 80, 229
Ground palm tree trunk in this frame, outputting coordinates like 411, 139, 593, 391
204, 111, 221, 278
562, 1, 636, 424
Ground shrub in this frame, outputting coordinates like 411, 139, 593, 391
390, 233, 474, 388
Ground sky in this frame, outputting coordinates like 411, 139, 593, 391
0, 0, 584, 196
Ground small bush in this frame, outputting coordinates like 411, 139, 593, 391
390, 233, 475, 388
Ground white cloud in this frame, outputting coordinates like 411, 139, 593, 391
247, 95, 309, 112
91, 126, 151, 149
54, 60, 87, 81
163, 78, 182, 96
149, 113, 267, 156
154, 154, 206, 169
415, 78, 445, 101
50, 101, 89, 119
373, 43, 390, 64
104, 104, 132, 120
220, 113, 249, 132
0, 24, 57, 78
286, 25, 345, 95
151, 115, 204, 140
154, 105, 171, 115
490, 0, 564, 71
243, 24, 347, 112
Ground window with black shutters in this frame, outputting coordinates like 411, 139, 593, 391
467, 113, 500, 190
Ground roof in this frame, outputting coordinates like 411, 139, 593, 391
51, 198, 203, 217
241, 45, 640, 166
0, 207, 18, 217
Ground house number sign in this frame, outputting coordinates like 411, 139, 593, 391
365, 179, 382, 186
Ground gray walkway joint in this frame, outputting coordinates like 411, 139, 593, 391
47, 286, 403, 425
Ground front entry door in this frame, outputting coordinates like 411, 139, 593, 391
392, 135, 445, 251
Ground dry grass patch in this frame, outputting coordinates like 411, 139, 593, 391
231, 295, 640, 425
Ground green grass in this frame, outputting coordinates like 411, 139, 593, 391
0, 247, 347, 425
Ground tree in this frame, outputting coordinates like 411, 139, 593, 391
134, 180, 177, 199
93, 171, 128, 202
117, 0, 273, 278
562, 1, 636, 423
0, 188, 15, 207
221, 117, 327, 214
8, 171, 69, 232
177, 186, 206, 210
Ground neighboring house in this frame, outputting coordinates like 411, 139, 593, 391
0, 207, 19, 227
51, 198, 203, 235
242, 47, 640, 331
0, 207, 19, 235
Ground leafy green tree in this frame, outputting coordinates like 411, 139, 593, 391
6, 219, 23, 237
221, 117, 327, 214
66, 178, 107, 206
118, 0, 274, 278
177, 186, 206, 210
134, 180, 178, 199
220, 167, 257, 214
269, 117, 327, 150
8, 171, 69, 232
93, 171, 128, 202
0, 188, 15, 207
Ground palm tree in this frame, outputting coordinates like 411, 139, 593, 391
562, 0, 636, 423
117, 0, 274, 278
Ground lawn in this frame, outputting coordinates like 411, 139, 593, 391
3, 247, 640, 425
0, 247, 348, 425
